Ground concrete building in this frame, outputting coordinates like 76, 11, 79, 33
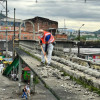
0, 17, 27, 40
0, 17, 23, 27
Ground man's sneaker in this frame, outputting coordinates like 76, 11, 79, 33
37, 62, 45, 67
46, 63, 50, 68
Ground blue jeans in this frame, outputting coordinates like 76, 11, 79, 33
22, 92, 27, 99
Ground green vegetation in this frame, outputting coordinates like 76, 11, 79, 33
60, 71, 100, 95
74, 35, 99, 41
33, 76, 39, 84
20, 48, 41, 62
74, 77, 100, 95
61, 71, 69, 76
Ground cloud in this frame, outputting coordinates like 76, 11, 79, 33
0, 0, 100, 31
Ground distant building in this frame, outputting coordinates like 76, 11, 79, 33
25, 16, 58, 36
0, 17, 23, 27
0, 16, 59, 40
0, 17, 27, 40
54, 34, 67, 40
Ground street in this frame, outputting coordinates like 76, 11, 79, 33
0, 73, 57, 100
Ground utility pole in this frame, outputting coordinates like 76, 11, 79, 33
6, 0, 8, 58
78, 29, 80, 57
78, 24, 84, 57
1, 10, 2, 14
0, 0, 8, 57
37, 17, 39, 33
64, 19, 66, 34
14, 8, 15, 39
13, 8, 15, 59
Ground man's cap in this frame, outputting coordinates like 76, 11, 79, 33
39, 29, 44, 33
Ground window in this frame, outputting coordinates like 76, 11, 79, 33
22, 23, 25, 27
11, 22, 13, 26
15, 22, 18, 27
8, 22, 10, 26
0, 21, 5, 26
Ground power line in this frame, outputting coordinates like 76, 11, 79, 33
0, 1, 6, 9
0, 1, 6, 11
0, 1, 9, 15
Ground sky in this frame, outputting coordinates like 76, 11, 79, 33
0, 0, 100, 32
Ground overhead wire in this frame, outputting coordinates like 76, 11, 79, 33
0, 1, 6, 12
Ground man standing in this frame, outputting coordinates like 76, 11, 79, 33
26, 83, 30, 97
38, 29, 55, 67
21, 86, 27, 100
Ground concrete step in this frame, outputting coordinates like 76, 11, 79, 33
33, 53, 100, 90
52, 56, 100, 78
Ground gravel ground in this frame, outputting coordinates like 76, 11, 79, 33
36, 66, 100, 100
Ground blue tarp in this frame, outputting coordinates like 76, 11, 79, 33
3, 58, 13, 62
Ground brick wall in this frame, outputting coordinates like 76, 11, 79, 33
0, 17, 58, 40
55, 34, 67, 40
25, 17, 58, 33
0, 31, 33, 40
